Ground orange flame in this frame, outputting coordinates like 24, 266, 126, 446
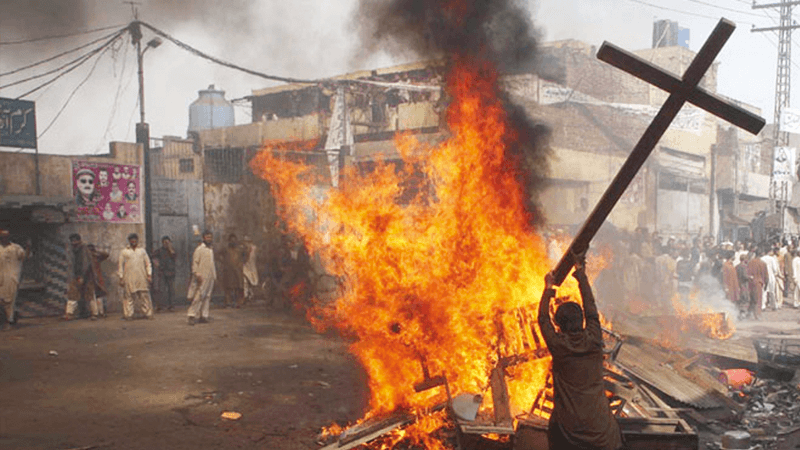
670, 290, 735, 340
251, 60, 588, 444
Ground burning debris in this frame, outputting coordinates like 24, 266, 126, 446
249, 0, 766, 448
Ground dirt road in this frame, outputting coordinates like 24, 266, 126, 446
0, 307, 368, 450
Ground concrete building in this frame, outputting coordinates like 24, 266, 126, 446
0, 142, 145, 317
149, 136, 205, 301
531, 38, 766, 241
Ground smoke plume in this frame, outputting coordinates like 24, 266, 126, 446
353, 0, 551, 225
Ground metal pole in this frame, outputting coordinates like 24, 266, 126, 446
34, 142, 41, 196
132, 21, 153, 254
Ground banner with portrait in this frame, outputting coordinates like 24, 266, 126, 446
71, 161, 143, 223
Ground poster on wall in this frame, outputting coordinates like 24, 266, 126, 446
71, 161, 143, 223
772, 146, 796, 182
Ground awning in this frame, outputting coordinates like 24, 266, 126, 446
0, 195, 75, 223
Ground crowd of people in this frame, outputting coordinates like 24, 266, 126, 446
553, 227, 800, 321
0, 228, 304, 331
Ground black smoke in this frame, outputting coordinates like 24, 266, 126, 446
0, 0, 256, 42
353, 0, 540, 74
353, 0, 551, 226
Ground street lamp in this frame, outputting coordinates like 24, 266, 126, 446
130, 22, 161, 254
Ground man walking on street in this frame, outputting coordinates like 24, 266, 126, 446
152, 236, 177, 312
188, 230, 216, 325
0, 230, 28, 330
118, 233, 154, 320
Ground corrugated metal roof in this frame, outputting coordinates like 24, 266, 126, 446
616, 342, 726, 409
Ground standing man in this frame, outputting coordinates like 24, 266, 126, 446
242, 236, 258, 305
721, 251, 740, 306
784, 244, 795, 308
654, 247, 678, 308
0, 230, 28, 330
538, 252, 624, 450
64, 234, 93, 320
793, 249, 800, 308
188, 230, 216, 325
762, 248, 780, 310
152, 236, 177, 312
218, 233, 245, 308
86, 244, 109, 319
747, 248, 768, 319
117, 233, 154, 320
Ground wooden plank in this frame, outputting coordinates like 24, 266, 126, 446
319, 413, 415, 450
490, 366, 513, 427
459, 424, 515, 435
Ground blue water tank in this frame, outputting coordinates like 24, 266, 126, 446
188, 84, 234, 133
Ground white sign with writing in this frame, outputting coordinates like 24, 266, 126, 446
780, 107, 800, 135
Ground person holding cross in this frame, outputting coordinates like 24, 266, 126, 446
538, 250, 624, 450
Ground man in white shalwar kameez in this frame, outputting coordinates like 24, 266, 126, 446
0, 230, 28, 330
242, 236, 258, 305
188, 231, 216, 325
118, 233, 154, 320
762, 249, 781, 310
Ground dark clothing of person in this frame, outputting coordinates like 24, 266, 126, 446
72, 243, 92, 281
218, 243, 246, 307
152, 247, 177, 278
538, 270, 623, 450
70, 243, 93, 317
152, 247, 177, 309
88, 249, 109, 298
736, 262, 751, 312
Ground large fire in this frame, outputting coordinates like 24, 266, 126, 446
251, 56, 589, 446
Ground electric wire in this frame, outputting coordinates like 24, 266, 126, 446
0, 29, 124, 92
13, 30, 126, 99
38, 40, 113, 139
96, 34, 132, 153
0, 24, 126, 46
681, 0, 772, 17
136, 21, 320, 85
0, 28, 126, 78
626, 0, 759, 25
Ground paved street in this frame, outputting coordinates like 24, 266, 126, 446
0, 306, 367, 450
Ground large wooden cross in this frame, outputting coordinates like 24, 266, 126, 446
550, 18, 766, 286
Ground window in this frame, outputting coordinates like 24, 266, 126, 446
204, 148, 244, 183
179, 158, 194, 174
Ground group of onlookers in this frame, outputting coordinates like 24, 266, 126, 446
0, 228, 270, 330
548, 226, 800, 321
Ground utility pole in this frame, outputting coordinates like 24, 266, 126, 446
125, 3, 161, 254
752, 0, 800, 237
